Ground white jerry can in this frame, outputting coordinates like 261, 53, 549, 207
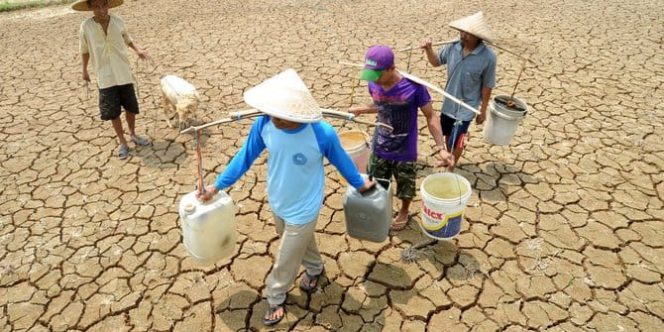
178, 190, 237, 265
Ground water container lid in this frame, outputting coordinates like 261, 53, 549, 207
184, 203, 196, 214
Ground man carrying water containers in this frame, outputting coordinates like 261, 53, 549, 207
420, 12, 497, 168
197, 69, 374, 326
349, 45, 455, 231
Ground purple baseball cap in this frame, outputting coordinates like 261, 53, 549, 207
359, 45, 395, 81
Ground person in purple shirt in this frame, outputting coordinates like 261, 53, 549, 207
349, 45, 454, 231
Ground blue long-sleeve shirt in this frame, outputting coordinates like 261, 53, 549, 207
215, 116, 365, 224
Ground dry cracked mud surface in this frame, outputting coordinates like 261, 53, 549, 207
1, 0, 663, 331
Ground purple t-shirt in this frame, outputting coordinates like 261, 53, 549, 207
369, 77, 432, 161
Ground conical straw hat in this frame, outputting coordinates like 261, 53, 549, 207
243, 69, 323, 123
449, 11, 495, 43
72, 0, 124, 11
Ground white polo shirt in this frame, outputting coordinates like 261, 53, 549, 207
79, 14, 135, 89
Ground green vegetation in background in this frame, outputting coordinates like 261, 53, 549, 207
0, 0, 76, 13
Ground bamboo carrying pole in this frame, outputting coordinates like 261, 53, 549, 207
398, 39, 457, 52
491, 43, 536, 65
337, 60, 481, 115
180, 109, 394, 134
180, 109, 262, 134
397, 70, 481, 115
321, 108, 394, 131
399, 38, 536, 65
401, 40, 534, 108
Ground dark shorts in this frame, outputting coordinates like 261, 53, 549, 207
440, 113, 471, 151
99, 84, 139, 120
368, 153, 416, 200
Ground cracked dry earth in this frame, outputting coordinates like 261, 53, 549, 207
1, 0, 663, 331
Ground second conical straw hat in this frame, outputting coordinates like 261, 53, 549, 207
449, 11, 495, 43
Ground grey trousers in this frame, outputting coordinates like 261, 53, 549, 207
265, 214, 324, 305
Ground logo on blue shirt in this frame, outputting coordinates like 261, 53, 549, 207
292, 153, 307, 165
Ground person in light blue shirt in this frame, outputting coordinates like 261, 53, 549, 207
421, 12, 497, 168
197, 69, 373, 327
209, 115, 369, 223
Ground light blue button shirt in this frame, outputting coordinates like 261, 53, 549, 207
438, 41, 497, 121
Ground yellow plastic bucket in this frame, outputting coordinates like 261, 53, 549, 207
339, 130, 370, 173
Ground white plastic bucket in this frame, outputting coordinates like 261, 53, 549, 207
339, 130, 370, 173
483, 95, 528, 146
419, 173, 472, 240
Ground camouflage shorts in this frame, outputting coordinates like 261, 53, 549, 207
368, 154, 417, 200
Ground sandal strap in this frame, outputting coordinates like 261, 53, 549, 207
268, 304, 283, 311
264, 303, 285, 324
300, 269, 324, 292
305, 270, 324, 283
390, 220, 409, 230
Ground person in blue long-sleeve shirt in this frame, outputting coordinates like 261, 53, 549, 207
197, 69, 373, 326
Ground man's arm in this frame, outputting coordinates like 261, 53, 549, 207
476, 87, 492, 124
420, 38, 441, 67
121, 20, 148, 60
128, 42, 148, 60
198, 117, 267, 201
477, 54, 497, 125
79, 25, 90, 82
420, 102, 455, 170
81, 53, 90, 82
348, 103, 379, 115
420, 102, 445, 149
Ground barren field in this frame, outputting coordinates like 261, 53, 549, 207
1, 0, 663, 331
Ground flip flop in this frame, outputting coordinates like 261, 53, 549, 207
390, 219, 409, 231
131, 135, 150, 146
117, 144, 129, 160
262, 302, 286, 326
299, 270, 324, 293
390, 215, 411, 231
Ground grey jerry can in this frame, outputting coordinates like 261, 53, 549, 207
343, 177, 392, 242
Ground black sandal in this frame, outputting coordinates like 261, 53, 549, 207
299, 270, 324, 292
262, 302, 286, 326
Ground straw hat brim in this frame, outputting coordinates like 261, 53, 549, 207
72, 0, 124, 11
243, 69, 323, 124
449, 11, 495, 43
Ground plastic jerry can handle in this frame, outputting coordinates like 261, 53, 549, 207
360, 177, 378, 197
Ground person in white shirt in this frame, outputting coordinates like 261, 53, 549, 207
75, 0, 150, 159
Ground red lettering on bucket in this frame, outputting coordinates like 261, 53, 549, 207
423, 205, 445, 221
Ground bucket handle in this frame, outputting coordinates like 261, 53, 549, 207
491, 108, 527, 121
